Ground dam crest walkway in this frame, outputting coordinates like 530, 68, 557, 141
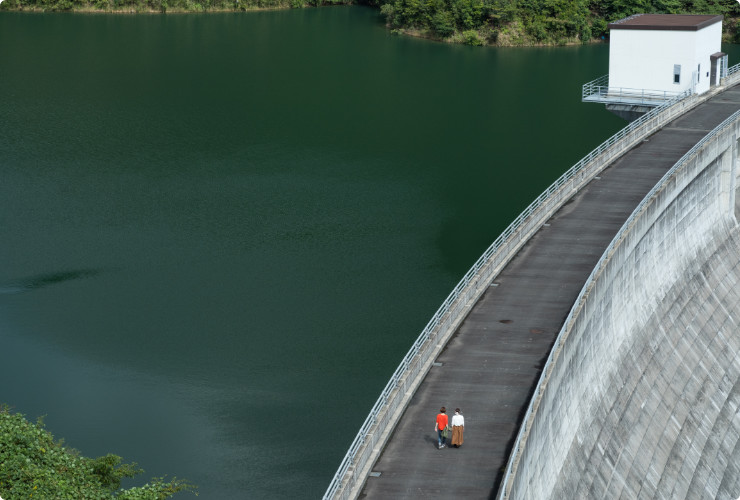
333, 83, 740, 499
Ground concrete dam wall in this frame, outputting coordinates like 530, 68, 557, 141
502, 112, 740, 498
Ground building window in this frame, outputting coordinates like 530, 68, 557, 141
674, 65, 681, 84
698, 64, 701, 83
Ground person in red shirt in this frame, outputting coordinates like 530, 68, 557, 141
435, 407, 449, 449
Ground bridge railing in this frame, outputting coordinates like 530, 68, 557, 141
581, 75, 680, 106
323, 64, 734, 500
723, 62, 740, 84
582, 74, 682, 105
582, 74, 609, 100
496, 102, 740, 500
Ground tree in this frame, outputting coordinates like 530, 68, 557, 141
0, 405, 196, 499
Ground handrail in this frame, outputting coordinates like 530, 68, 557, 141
496, 83, 740, 499
582, 74, 609, 100
582, 74, 682, 105
323, 63, 731, 500
722, 62, 740, 85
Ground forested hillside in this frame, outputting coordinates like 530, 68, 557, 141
378, 0, 740, 45
1, 0, 739, 47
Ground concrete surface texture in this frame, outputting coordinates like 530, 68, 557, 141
505, 108, 740, 498
360, 86, 740, 500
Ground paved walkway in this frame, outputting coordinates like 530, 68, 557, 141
360, 85, 740, 499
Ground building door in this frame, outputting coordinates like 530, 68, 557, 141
710, 52, 727, 87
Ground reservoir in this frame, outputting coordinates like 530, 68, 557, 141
1, 8, 722, 498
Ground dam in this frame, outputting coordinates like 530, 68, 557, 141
324, 66, 740, 498
498, 87, 740, 498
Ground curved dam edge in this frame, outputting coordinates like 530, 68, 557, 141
501, 108, 740, 497
326, 75, 740, 499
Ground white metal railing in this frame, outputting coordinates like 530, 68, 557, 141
726, 62, 740, 80
582, 74, 682, 105
322, 63, 732, 500
496, 106, 740, 500
582, 74, 609, 100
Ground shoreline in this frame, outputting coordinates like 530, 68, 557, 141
0, 4, 597, 47
392, 25, 608, 47
2, 5, 737, 47
0, 4, 340, 13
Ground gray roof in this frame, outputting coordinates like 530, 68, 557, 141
608, 13, 723, 31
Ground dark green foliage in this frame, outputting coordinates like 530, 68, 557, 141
592, 17, 608, 36
0, 405, 196, 499
432, 8, 456, 35
376, 0, 594, 43
598, 0, 739, 22
373, 0, 740, 44
0, 0, 739, 46
450, 0, 485, 30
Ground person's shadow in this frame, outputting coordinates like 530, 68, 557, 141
424, 434, 441, 448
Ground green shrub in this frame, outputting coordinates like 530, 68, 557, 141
0, 405, 196, 499
462, 29, 482, 45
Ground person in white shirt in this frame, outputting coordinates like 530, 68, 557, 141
450, 408, 464, 448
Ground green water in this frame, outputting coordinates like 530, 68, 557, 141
0, 8, 687, 497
